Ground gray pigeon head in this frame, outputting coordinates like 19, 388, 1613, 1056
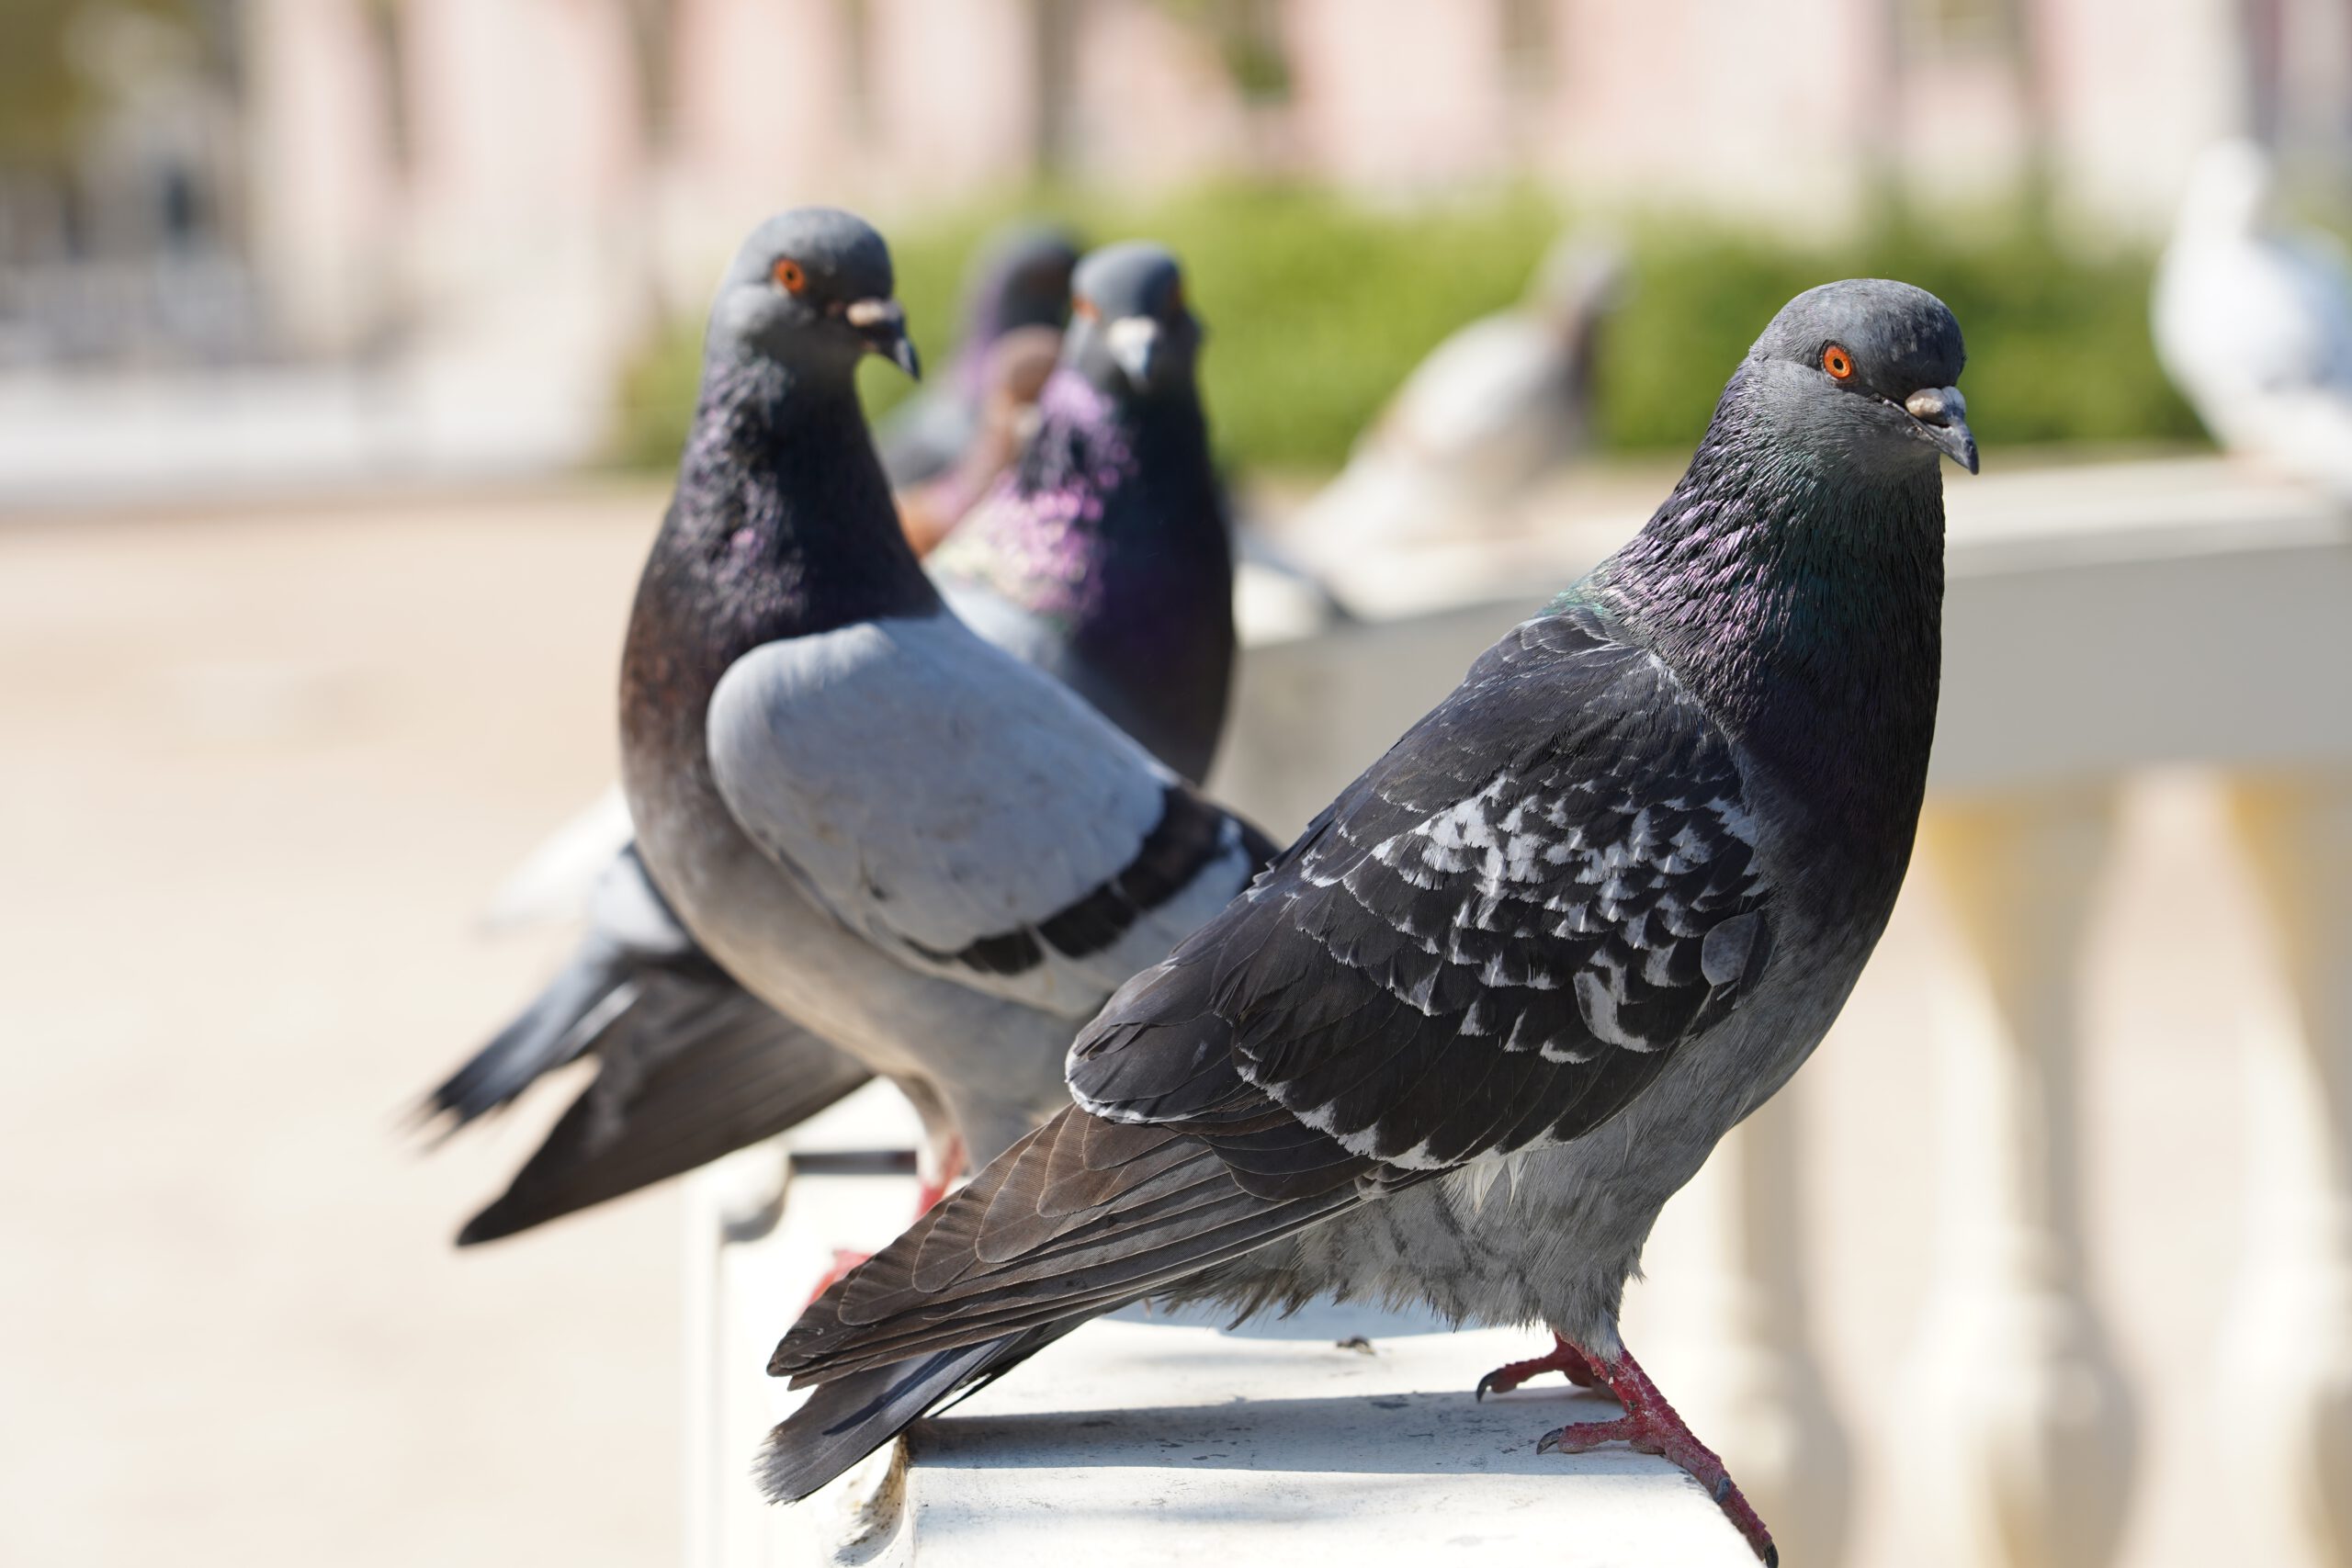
1742, 278, 1976, 475
707, 207, 920, 381
1064, 242, 1201, 400
969, 222, 1082, 339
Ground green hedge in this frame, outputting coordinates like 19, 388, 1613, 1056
612, 186, 2205, 475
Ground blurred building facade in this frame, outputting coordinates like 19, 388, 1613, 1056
5, 0, 2350, 478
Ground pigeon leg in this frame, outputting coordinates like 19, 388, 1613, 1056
1474, 1333, 1601, 1399
1534, 1337, 1777, 1567
912, 1134, 966, 1215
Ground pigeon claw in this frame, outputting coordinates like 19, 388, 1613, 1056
1473, 1333, 1603, 1401
1530, 1336, 1778, 1567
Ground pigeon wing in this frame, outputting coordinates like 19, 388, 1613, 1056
1076, 600, 1776, 1171
707, 611, 1264, 1017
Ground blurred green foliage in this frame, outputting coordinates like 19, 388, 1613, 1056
611, 186, 2205, 476
0, 0, 196, 166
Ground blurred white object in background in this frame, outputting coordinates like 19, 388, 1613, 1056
2153, 139, 2352, 498
1286, 232, 1623, 555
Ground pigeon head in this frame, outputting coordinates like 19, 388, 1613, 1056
970, 222, 1082, 339
1740, 278, 1976, 476
706, 207, 920, 381
1064, 242, 1201, 400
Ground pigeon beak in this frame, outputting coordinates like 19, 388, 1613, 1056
846, 298, 921, 380
1905, 386, 1977, 474
1104, 316, 1161, 390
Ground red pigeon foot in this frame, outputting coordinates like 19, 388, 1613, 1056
1534, 1337, 1777, 1567
1475, 1333, 1602, 1398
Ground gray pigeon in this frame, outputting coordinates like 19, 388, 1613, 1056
2153, 139, 2352, 496
1288, 231, 1622, 554
424, 238, 1242, 1243
758, 279, 1978, 1567
932, 241, 1235, 784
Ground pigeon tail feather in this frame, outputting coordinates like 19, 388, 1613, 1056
456, 985, 872, 1245
755, 1326, 1070, 1504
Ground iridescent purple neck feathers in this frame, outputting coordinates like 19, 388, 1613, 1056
641, 356, 935, 667
1573, 366, 1947, 853
938, 367, 1180, 628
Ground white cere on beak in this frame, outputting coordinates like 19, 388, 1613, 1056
1904, 386, 1965, 424
844, 299, 903, 330
1105, 316, 1161, 387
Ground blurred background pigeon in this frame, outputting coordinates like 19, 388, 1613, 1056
876, 221, 1081, 491
896, 322, 1063, 556
931, 241, 1236, 784
422, 236, 1246, 1244
2154, 139, 2352, 497
1286, 231, 1623, 556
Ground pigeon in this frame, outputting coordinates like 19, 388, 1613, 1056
758, 279, 1977, 1567
1286, 232, 1623, 555
878, 221, 1081, 491
424, 236, 1243, 1244
929, 241, 1237, 784
2153, 138, 2352, 496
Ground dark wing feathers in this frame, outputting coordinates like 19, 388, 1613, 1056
1119, 603, 1773, 1170
776, 1099, 1354, 1384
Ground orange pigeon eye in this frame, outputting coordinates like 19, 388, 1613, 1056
1821, 343, 1855, 380
1072, 295, 1100, 322
773, 258, 808, 295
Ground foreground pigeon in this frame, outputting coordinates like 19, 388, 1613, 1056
2154, 139, 2352, 496
760, 279, 1977, 1565
878, 221, 1080, 490
1287, 232, 1622, 555
424, 237, 1242, 1243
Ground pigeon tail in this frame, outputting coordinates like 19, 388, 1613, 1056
456, 985, 872, 1245
755, 1326, 1069, 1504
421, 944, 630, 1132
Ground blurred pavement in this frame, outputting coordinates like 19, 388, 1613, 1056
0, 486, 675, 1568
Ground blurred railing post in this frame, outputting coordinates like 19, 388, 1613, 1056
1902, 790, 2135, 1568
1645, 1086, 1851, 1568
682, 1143, 792, 1568
2221, 776, 2352, 1568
